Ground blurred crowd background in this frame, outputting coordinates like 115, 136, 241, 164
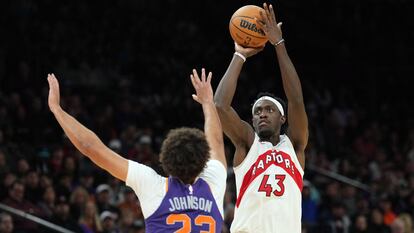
0, 0, 413, 233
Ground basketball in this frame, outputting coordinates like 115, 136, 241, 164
229, 5, 268, 48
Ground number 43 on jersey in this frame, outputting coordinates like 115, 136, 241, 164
258, 174, 286, 197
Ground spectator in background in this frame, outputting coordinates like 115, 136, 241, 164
37, 185, 56, 219
353, 214, 369, 233
78, 200, 103, 233
55, 173, 74, 199
16, 158, 29, 178
0, 212, 13, 233
368, 208, 390, 233
24, 170, 42, 203
319, 182, 342, 222
70, 186, 91, 221
0, 173, 16, 201
117, 187, 142, 220
302, 180, 318, 230
118, 210, 135, 233
398, 213, 413, 233
100, 211, 119, 233
95, 184, 118, 214
48, 195, 82, 233
391, 218, 405, 233
342, 186, 357, 216
39, 175, 53, 190
380, 197, 397, 226
78, 171, 96, 193
326, 202, 351, 233
0, 150, 9, 178
49, 148, 65, 176
62, 156, 79, 182
131, 220, 145, 233
1, 181, 43, 232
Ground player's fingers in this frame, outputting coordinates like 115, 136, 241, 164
256, 46, 265, 52
259, 9, 270, 25
256, 17, 264, 26
263, 3, 271, 21
235, 42, 242, 50
269, 4, 278, 23
255, 18, 267, 33
277, 22, 283, 30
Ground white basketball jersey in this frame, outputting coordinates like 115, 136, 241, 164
230, 134, 304, 233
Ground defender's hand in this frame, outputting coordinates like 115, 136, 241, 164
47, 73, 61, 113
190, 68, 214, 105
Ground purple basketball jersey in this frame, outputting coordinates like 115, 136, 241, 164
145, 176, 223, 233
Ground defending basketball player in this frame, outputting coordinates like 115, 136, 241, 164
47, 68, 227, 232
215, 3, 308, 233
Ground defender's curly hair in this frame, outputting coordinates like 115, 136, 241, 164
253, 92, 288, 134
159, 127, 210, 184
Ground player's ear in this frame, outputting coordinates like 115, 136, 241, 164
280, 115, 286, 125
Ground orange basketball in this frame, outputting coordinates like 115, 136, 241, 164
229, 5, 268, 48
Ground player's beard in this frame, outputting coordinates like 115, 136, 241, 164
258, 128, 274, 141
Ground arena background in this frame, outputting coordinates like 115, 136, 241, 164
0, 0, 413, 232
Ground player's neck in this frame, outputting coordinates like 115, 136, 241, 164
259, 133, 280, 146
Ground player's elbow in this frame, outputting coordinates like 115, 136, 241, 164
213, 94, 230, 108
214, 102, 231, 114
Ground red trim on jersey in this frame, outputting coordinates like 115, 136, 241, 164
235, 150, 303, 208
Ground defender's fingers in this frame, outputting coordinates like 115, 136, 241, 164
190, 74, 199, 88
192, 94, 200, 103
50, 73, 60, 90
201, 68, 206, 83
192, 69, 200, 80
207, 72, 212, 84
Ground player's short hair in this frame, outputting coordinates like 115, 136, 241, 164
160, 127, 210, 184
253, 92, 288, 134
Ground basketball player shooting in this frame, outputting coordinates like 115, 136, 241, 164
215, 3, 308, 233
47, 68, 227, 232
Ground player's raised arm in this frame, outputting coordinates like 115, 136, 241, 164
258, 3, 309, 168
47, 74, 128, 181
191, 68, 226, 168
214, 44, 264, 165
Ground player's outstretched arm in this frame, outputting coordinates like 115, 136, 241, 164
191, 69, 226, 168
258, 3, 309, 168
47, 74, 128, 181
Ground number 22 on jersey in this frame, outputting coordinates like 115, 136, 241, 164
166, 214, 216, 233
